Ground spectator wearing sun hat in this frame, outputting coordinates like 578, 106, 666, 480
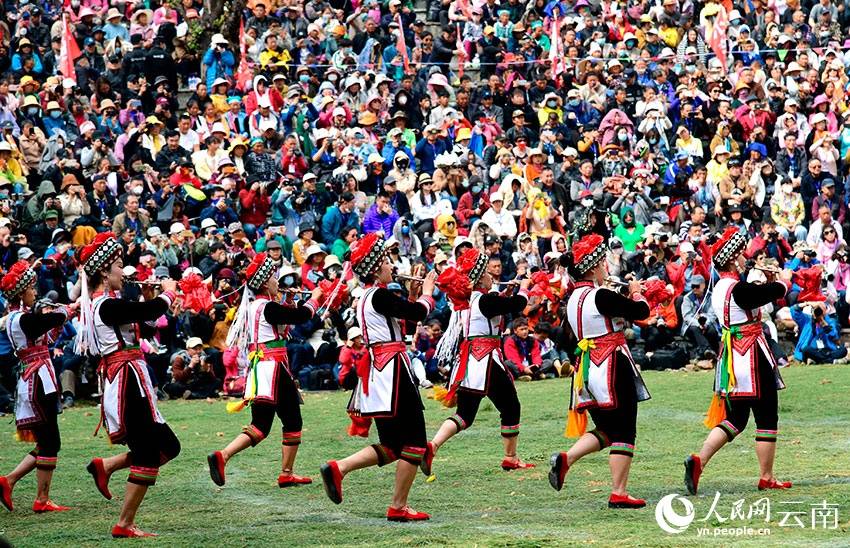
202, 33, 236, 89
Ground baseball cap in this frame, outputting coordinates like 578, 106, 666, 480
17, 247, 33, 260
186, 337, 203, 348
227, 222, 244, 234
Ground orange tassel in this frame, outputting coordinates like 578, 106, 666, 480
703, 393, 727, 429
15, 429, 36, 443
564, 408, 587, 438
430, 385, 457, 408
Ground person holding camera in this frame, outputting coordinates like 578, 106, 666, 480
746, 221, 793, 266
790, 301, 848, 364
57, 175, 91, 230
163, 337, 220, 400
680, 274, 720, 360
202, 34, 235, 89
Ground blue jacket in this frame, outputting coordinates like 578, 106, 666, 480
202, 48, 236, 88
414, 137, 449, 175
199, 204, 238, 227
382, 142, 414, 169
321, 205, 360, 245
790, 305, 841, 360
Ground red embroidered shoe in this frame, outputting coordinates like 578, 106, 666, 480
111, 524, 158, 538
501, 458, 536, 471
32, 500, 71, 513
320, 461, 343, 504
758, 478, 792, 490
420, 442, 435, 476
86, 458, 113, 500
207, 451, 226, 487
0, 476, 13, 511
548, 452, 569, 491
278, 473, 312, 487
386, 506, 430, 522
684, 454, 702, 496
608, 493, 646, 509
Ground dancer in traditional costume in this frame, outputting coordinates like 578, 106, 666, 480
208, 252, 325, 488
0, 262, 75, 513
421, 248, 533, 475
77, 232, 181, 538
320, 233, 437, 522
684, 227, 793, 495
548, 233, 651, 509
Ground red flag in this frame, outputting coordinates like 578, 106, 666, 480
236, 18, 252, 91
59, 15, 80, 82
709, 6, 729, 72
396, 14, 410, 74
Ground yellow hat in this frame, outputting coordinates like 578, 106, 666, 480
358, 111, 378, 126
456, 127, 472, 141
145, 115, 163, 125
19, 75, 39, 89
702, 3, 720, 16
21, 95, 40, 109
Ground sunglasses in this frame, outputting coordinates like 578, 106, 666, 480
824, 230, 835, 235
446, 221, 456, 226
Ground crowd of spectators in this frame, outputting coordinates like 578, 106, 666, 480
2, 0, 850, 413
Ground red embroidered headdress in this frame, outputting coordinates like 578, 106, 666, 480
711, 227, 747, 268
456, 248, 489, 287
79, 232, 122, 276
245, 252, 276, 291
0, 261, 36, 299
572, 233, 606, 275
349, 233, 387, 279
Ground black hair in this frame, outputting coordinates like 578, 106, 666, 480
559, 251, 583, 279
534, 321, 552, 335
511, 317, 529, 330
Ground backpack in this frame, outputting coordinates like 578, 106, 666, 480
646, 345, 689, 371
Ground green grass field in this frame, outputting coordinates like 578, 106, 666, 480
1, 365, 850, 547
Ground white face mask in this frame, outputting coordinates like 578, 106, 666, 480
782, 183, 793, 194
132, 186, 143, 195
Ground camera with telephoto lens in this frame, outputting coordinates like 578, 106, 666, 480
213, 302, 227, 322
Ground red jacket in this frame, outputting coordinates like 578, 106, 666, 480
503, 335, 542, 372
456, 191, 491, 227
281, 151, 308, 178
238, 188, 271, 226
666, 258, 709, 297
243, 88, 284, 116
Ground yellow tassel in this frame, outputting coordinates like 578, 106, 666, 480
430, 385, 457, 408
703, 393, 726, 429
15, 429, 36, 443
226, 400, 248, 414
564, 408, 587, 438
